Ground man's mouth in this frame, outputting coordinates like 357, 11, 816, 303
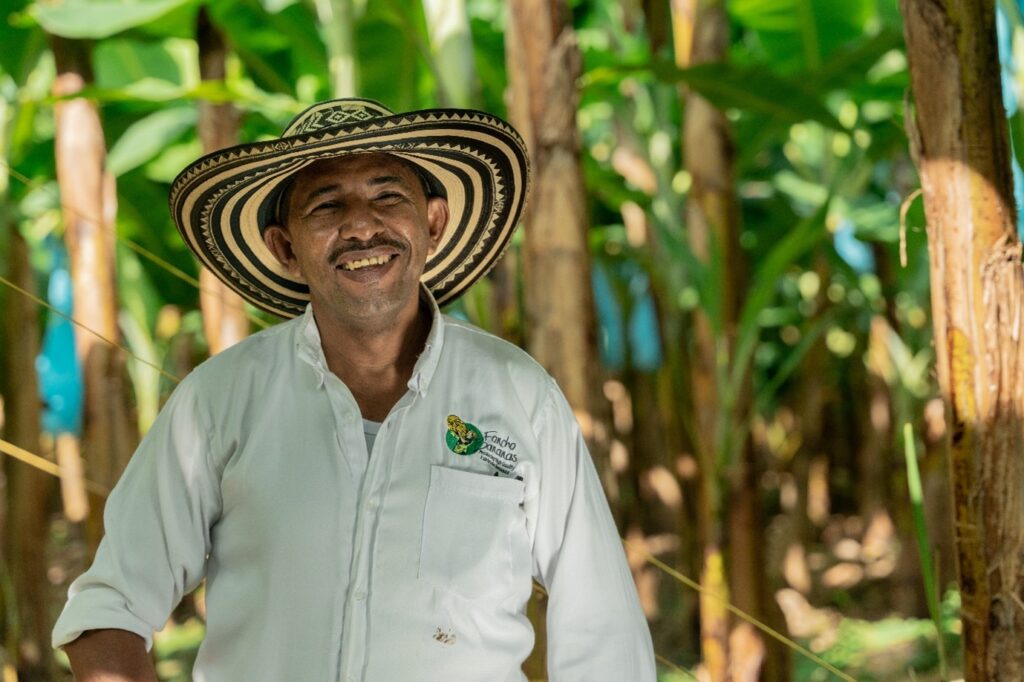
340, 253, 396, 271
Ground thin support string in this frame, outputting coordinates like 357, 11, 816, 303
115, 238, 271, 330
655, 653, 697, 679
0, 273, 182, 386
1, 160, 272, 331
0, 437, 109, 496
624, 540, 857, 682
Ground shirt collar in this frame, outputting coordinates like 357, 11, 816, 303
409, 288, 445, 394
295, 284, 445, 396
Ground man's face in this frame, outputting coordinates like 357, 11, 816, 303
263, 153, 449, 325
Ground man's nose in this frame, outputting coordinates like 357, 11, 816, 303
337, 200, 382, 240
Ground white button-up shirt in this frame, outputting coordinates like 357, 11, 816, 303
53, 294, 656, 681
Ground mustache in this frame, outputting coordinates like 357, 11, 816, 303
329, 235, 407, 263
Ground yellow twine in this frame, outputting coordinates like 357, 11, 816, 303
655, 653, 697, 679
624, 540, 856, 682
0, 437, 108, 496
116, 238, 271, 330
1, 160, 272, 331
0, 273, 182, 386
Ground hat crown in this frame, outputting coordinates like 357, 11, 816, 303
283, 98, 395, 136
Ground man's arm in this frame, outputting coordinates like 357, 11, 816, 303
64, 629, 158, 682
52, 375, 222, 658
530, 381, 657, 681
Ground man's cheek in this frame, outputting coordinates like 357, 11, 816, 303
287, 255, 311, 282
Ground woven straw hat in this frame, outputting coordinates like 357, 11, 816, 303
170, 98, 530, 318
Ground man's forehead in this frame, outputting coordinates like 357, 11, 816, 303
274, 151, 439, 225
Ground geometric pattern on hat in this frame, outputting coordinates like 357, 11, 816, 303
169, 98, 530, 318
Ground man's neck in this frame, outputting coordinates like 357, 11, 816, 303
310, 295, 431, 420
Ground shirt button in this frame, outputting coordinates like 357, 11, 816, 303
345, 676, 356, 682
367, 497, 379, 510
354, 588, 367, 601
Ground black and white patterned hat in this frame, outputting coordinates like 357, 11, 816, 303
170, 98, 530, 318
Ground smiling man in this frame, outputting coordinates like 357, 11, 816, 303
53, 99, 655, 681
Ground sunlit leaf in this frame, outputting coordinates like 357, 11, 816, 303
586, 60, 844, 130
728, 198, 831, 403
754, 313, 832, 410
358, 0, 434, 110
807, 28, 904, 92
730, 0, 876, 72
209, 0, 323, 97
93, 38, 189, 89
260, 0, 299, 12
357, 17, 426, 111
27, 0, 196, 39
107, 106, 197, 176
0, 0, 42, 80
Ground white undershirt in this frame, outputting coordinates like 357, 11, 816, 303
362, 418, 381, 455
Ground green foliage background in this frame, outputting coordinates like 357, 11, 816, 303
1, 0, 1000, 679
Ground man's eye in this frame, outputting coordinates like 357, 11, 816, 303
375, 192, 405, 202
312, 201, 339, 212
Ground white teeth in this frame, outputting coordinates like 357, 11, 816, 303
341, 254, 394, 271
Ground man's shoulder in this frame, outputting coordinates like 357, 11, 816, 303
438, 315, 559, 421
441, 315, 549, 379
187, 315, 299, 387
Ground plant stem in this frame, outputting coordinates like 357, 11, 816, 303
903, 422, 948, 681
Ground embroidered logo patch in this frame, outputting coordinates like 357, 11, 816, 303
480, 430, 521, 478
445, 415, 483, 455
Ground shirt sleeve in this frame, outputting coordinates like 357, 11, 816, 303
530, 379, 656, 682
52, 374, 224, 651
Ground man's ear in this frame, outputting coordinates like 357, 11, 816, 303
263, 224, 305, 281
425, 197, 449, 253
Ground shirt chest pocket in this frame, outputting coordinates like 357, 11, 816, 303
418, 465, 529, 601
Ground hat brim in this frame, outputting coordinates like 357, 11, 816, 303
169, 108, 529, 318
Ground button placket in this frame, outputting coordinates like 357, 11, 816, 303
325, 380, 370, 682
342, 487, 373, 675
340, 399, 409, 682
342, 422, 390, 682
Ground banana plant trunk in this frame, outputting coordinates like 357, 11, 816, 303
197, 9, 249, 354
506, 0, 610, 676
672, 0, 772, 678
422, 0, 521, 343
2, 221, 55, 681
671, 0, 782, 675
51, 36, 135, 534
900, 1, 1024, 678
506, 0, 603, 457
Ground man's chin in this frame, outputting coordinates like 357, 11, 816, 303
314, 282, 421, 326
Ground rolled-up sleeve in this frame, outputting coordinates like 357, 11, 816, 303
52, 374, 223, 651
531, 380, 656, 682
